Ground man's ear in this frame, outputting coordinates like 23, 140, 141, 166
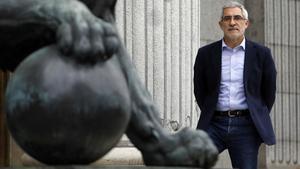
218, 21, 222, 28
245, 20, 250, 28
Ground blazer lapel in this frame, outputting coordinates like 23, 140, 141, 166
244, 40, 256, 86
210, 40, 222, 84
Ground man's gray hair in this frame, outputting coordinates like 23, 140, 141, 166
221, 1, 248, 20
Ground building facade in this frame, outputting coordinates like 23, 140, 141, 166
0, 0, 300, 168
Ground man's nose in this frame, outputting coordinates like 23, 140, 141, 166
229, 18, 237, 25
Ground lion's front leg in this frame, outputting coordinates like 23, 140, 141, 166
126, 102, 218, 168
116, 45, 218, 168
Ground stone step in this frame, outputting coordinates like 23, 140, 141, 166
21, 147, 144, 166
93, 147, 143, 166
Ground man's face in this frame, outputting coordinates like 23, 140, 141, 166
219, 7, 249, 41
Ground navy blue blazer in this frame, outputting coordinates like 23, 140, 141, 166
194, 39, 277, 145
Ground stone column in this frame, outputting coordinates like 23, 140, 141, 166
264, 0, 300, 168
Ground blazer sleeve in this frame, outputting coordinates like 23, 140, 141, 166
193, 48, 206, 111
261, 47, 277, 112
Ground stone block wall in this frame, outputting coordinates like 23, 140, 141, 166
200, 1, 244, 168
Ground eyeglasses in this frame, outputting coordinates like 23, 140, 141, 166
221, 15, 246, 22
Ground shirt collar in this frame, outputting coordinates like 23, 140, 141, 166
222, 38, 246, 50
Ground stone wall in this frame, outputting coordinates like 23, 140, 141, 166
200, 0, 244, 168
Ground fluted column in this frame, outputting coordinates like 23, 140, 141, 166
265, 0, 300, 166
115, 0, 201, 131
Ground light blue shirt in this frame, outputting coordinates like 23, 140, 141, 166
216, 38, 248, 111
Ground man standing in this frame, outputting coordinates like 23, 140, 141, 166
194, 1, 276, 169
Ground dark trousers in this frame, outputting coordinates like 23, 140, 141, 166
206, 115, 262, 169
